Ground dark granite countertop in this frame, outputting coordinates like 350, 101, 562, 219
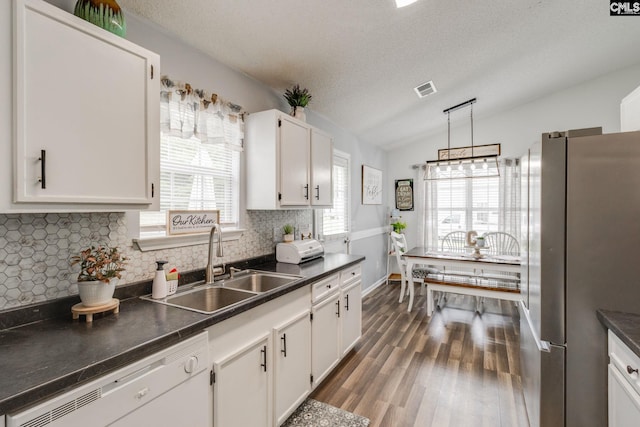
597, 309, 640, 358
0, 253, 364, 415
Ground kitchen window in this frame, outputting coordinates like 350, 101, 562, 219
423, 158, 520, 249
316, 150, 350, 248
135, 77, 243, 248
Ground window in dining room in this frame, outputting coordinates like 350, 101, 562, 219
423, 158, 520, 250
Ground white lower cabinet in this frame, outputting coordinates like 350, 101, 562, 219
204, 263, 363, 427
311, 291, 341, 388
608, 331, 640, 427
212, 334, 271, 427
341, 280, 362, 356
273, 310, 312, 426
207, 286, 310, 427
1, 415, 5, 427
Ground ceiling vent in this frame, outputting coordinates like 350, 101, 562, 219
414, 80, 437, 98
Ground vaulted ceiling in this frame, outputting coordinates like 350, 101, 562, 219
120, 0, 640, 149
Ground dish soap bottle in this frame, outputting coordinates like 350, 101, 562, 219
152, 260, 168, 299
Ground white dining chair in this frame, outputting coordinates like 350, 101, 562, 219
441, 231, 468, 253
483, 232, 519, 256
390, 231, 433, 304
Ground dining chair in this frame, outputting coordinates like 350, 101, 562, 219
441, 231, 468, 253
483, 232, 520, 256
390, 231, 433, 304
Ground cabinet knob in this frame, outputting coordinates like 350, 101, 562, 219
627, 365, 638, 375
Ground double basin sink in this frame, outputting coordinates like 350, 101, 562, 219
143, 270, 302, 315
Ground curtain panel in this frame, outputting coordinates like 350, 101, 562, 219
422, 158, 521, 250
160, 76, 244, 151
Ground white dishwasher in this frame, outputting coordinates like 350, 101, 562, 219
7, 332, 211, 427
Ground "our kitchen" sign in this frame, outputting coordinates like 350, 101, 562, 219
167, 210, 220, 235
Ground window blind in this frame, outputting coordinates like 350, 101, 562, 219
322, 153, 350, 238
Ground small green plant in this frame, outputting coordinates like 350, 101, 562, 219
283, 224, 294, 235
283, 84, 312, 108
391, 221, 406, 233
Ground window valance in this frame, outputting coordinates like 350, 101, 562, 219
160, 76, 244, 151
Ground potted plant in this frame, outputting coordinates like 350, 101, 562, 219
283, 84, 312, 121
282, 224, 295, 242
71, 245, 127, 306
391, 221, 407, 234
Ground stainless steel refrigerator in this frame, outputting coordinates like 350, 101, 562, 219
519, 128, 640, 427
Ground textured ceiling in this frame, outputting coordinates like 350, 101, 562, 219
119, 0, 640, 149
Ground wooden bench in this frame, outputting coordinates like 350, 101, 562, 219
424, 273, 521, 315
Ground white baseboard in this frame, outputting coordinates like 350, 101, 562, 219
362, 276, 388, 297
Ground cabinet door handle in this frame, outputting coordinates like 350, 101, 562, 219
345, 294, 350, 311
261, 346, 267, 372
627, 365, 638, 375
281, 334, 287, 358
304, 184, 309, 200
38, 149, 46, 189
336, 300, 340, 318
315, 185, 320, 200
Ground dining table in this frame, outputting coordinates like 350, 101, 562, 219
401, 246, 521, 312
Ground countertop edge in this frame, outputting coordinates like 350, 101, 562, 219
597, 309, 640, 359
0, 254, 365, 415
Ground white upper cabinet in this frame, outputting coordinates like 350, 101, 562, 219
246, 109, 333, 209
6, 0, 159, 211
310, 129, 333, 206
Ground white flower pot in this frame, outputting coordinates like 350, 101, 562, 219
283, 234, 294, 243
77, 278, 117, 307
292, 106, 306, 122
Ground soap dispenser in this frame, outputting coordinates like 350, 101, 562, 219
152, 260, 168, 299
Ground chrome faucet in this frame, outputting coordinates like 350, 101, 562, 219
205, 224, 225, 283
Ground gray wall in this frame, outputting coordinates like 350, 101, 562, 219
0, 1, 389, 310
386, 62, 640, 250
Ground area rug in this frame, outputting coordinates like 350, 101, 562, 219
282, 398, 370, 427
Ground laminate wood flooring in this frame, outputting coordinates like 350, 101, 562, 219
310, 284, 530, 427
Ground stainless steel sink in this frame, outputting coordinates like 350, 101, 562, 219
142, 271, 301, 315
223, 270, 301, 293
144, 285, 257, 315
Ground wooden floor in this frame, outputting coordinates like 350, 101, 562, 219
310, 283, 530, 427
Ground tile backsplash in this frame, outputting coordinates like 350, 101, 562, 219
0, 210, 311, 311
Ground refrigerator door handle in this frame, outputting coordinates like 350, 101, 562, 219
539, 340, 551, 353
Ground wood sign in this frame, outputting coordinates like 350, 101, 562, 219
395, 179, 414, 211
167, 210, 220, 235
438, 143, 501, 160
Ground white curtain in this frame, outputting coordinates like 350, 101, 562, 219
422, 158, 521, 250
159, 76, 244, 151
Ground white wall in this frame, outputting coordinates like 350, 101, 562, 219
387, 62, 640, 250
2, 1, 389, 292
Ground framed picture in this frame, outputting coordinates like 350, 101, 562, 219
167, 210, 220, 235
395, 179, 414, 211
362, 165, 382, 205
438, 143, 501, 160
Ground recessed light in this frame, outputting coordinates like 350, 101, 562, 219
395, 0, 419, 8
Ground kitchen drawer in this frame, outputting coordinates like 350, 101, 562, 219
311, 274, 339, 304
609, 331, 640, 397
340, 264, 362, 287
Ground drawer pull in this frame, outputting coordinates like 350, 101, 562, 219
627, 365, 638, 375
326, 284, 332, 289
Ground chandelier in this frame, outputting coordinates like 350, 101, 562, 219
425, 98, 500, 180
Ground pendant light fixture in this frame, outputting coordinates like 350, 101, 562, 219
425, 98, 500, 180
